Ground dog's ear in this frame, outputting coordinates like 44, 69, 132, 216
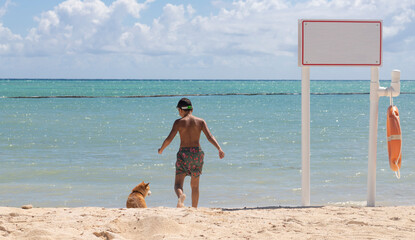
145, 182, 150, 187
141, 181, 145, 184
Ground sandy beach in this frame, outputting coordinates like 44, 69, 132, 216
0, 205, 414, 240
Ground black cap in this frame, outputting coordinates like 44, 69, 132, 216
177, 98, 193, 110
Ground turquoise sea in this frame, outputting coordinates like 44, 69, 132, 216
1, 79, 414, 208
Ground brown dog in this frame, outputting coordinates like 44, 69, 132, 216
126, 181, 151, 208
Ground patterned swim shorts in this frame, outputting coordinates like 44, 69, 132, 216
176, 147, 205, 177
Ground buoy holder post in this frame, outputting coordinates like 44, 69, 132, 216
367, 68, 400, 207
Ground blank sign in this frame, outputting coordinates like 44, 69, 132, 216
298, 20, 382, 66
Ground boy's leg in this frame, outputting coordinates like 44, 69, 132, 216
190, 176, 200, 208
174, 173, 186, 207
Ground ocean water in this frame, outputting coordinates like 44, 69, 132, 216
1, 79, 414, 208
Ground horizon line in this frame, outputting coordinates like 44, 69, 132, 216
1, 78, 413, 81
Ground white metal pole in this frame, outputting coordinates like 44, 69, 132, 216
301, 66, 310, 206
367, 66, 379, 207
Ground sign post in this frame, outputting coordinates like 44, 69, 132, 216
301, 66, 310, 206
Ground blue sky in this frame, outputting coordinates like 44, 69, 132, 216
0, 0, 414, 80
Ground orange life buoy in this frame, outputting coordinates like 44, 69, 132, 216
386, 105, 401, 177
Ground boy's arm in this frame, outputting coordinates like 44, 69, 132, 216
158, 121, 179, 154
202, 120, 225, 159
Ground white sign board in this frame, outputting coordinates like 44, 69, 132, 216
298, 20, 382, 66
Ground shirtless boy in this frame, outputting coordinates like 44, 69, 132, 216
158, 98, 225, 208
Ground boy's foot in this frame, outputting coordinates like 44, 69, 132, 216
177, 194, 186, 208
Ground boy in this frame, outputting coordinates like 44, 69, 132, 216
158, 98, 225, 208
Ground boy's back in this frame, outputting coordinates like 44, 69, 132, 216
175, 115, 204, 148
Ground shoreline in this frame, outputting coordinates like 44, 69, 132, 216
1, 205, 414, 239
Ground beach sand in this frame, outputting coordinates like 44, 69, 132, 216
0, 205, 414, 239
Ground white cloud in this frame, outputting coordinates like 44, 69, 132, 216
0, 0, 21, 56
5, 0, 415, 58
111, 0, 152, 18
0, 23, 23, 55
0, 0, 12, 18
24, 0, 154, 56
